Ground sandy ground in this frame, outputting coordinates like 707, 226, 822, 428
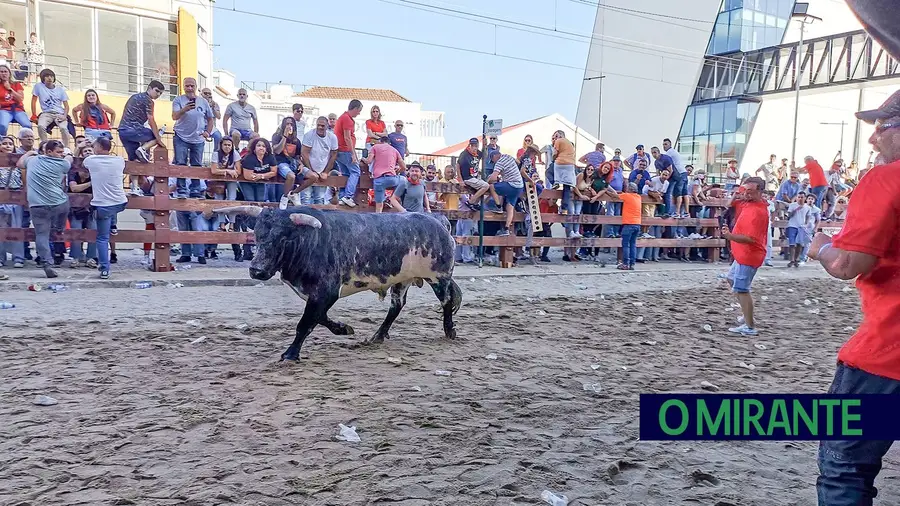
1, 267, 898, 505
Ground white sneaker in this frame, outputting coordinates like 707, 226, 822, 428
136, 146, 151, 163
728, 323, 758, 336
289, 192, 302, 207
737, 315, 745, 325
568, 231, 583, 239
141, 256, 151, 267
340, 196, 357, 208
129, 185, 143, 196
279, 195, 290, 210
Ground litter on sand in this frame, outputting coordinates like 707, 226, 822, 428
335, 424, 361, 443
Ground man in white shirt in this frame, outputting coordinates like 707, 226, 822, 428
638, 170, 670, 262
300, 116, 338, 205
82, 137, 127, 279
663, 137, 689, 218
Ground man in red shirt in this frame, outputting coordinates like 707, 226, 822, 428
334, 99, 363, 208
721, 176, 768, 336
809, 90, 900, 506
794, 155, 828, 208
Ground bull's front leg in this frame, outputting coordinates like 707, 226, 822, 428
430, 277, 462, 340
319, 315, 355, 336
367, 281, 412, 344
282, 295, 334, 361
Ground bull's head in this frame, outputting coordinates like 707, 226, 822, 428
214, 206, 322, 281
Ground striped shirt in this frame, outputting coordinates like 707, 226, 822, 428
493, 154, 523, 188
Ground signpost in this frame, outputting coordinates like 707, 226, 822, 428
478, 115, 487, 266
485, 119, 503, 137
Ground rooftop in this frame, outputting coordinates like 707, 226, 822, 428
297, 86, 412, 103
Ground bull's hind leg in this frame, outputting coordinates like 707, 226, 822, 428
430, 277, 462, 340
367, 281, 412, 344
282, 296, 334, 361
319, 315, 354, 336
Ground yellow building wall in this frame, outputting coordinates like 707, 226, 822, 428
177, 8, 198, 84
23, 85, 175, 129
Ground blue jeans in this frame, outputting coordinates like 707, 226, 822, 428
604, 201, 623, 237
239, 182, 267, 203
0, 109, 31, 136
817, 362, 900, 506
211, 129, 223, 152
83, 128, 113, 141
621, 224, 640, 266
301, 185, 326, 205
95, 203, 126, 271
665, 170, 680, 215
176, 210, 200, 258
174, 135, 204, 197
373, 174, 401, 203
192, 211, 220, 254
637, 224, 662, 261
561, 185, 576, 235
810, 185, 828, 208
335, 151, 360, 200
68, 213, 97, 261
119, 126, 155, 161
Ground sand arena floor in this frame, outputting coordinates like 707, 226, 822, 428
2, 268, 898, 505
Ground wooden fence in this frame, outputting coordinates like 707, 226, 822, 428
0, 148, 842, 272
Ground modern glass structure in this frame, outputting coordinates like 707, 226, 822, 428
677, 0, 796, 177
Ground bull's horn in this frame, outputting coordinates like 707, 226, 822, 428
213, 205, 263, 217
289, 213, 322, 229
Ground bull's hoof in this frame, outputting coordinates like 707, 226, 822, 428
339, 325, 355, 336
444, 328, 458, 340
280, 349, 301, 362
364, 333, 387, 344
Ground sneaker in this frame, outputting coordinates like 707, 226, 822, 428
465, 201, 482, 211
175, 256, 192, 263
129, 186, 144, 196
197, 256, 207, 265
177, 194, 188, 199
43, 265, 58, 278
568, 231, 583, 239
799, 261, 807, 267
110, 253, 117, 264
728, 323, 758, 336
540, 256, 551, 263
141, 256, 151, 267
13, 261, 24, 268
234, 252, 243, 262
496, 228, 510, 237
209, 251, 219, 260
136, 147, 151, 163
110, 225, 118, 236
279, 194, 291, 210
189, 193, 203, 199
339, 196, 357, 207
99, 270, 110, 280
289, 192, 302, 207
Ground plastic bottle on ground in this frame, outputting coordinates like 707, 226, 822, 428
133, 282, 153, 289
541, 490, 569, 506
0, 302, 15, 309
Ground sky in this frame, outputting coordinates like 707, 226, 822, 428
212, 0, 598, 144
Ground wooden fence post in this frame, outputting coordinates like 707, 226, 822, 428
151, 146, 172, 272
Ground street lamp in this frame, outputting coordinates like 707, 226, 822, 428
790, 2, 823, 174
820, 121, 848, 157
584, 75, 606, 141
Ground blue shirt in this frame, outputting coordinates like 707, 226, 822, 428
584, 150, 605, 167
609, 166, 625, 192
627, 152, 651, 170
777, 180, 801, 201
654, 154, 674, 173
172, 95, 215, 144
628, 169, 652, 193
387, 132, 408, 157
32, 83, 68, 115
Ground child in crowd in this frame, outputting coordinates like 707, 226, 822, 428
617, 182, 643, 270
785, 192, 809, 268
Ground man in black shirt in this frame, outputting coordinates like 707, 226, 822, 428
457, 137, 499, 211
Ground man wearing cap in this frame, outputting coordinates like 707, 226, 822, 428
624, 144, 651, 173
809, 89, 900, 506
457, 138, 499, 211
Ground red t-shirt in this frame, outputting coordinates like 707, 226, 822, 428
0, 81, 24, 110
806, 160, 827, 187
832, 163, 900, 380
335, 112, 356, 152
730, 199, 768, 268
365, 119, 385, 145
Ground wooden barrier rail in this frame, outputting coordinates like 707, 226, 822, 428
0, 149, 842, 271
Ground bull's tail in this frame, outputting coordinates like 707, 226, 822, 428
448, 278, 462, 315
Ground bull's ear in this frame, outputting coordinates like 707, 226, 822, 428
289, 213, 322, 229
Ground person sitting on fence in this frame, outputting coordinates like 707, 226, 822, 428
334, 99, 362, 208
425, 164, 439, 208
172, 77, 215, 199
628, 157, 652, 194
72, 89, 115, 142
637, 168, 670, 263
119, 80, 166, 173
616, 182, 642, 271
551, 130, 580, 239
223, 88, 258, 150
365, 105, 387, 154
388, 119, 408, 159
775, 171, 801, 219
17, 139, 71, 278
366, 135, 406, 213
393, 162, 430, 213
651, 146, 675, 218
239, 137, 277, 204
0, 62, 30, 137
458, 138, 496, 211
271, 116, 308, 209
30, 69, 70, 146
200, 88, 223, 151
0, 135, 24, 269
210, 136, 241, 209
487, 151, 530, 237
300, 116, 337, 206
82, 137, 127, 279
67, 143, 97, 269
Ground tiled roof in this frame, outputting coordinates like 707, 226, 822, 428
431, 116, 547, 156
297, 86, 412, 103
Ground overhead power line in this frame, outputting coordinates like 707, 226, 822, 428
559, 0, 715, 26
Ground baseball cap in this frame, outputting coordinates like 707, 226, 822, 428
635, 144, 644, 150
468, 137, 479, 145
612, 155, 621, 162
856, 89, 900, 124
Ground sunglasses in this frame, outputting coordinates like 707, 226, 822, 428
876, 121, 900, 133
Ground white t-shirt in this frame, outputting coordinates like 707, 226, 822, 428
301, 129, 338, 173
666, 147, 686, 174
642, 176, 669, 195
83, 155, 127, 207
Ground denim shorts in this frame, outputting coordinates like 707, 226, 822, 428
373, 174, 401, 203
494, 181, 523, 207
230, 128, 253, 140
673, 174, 689, 197
727, 261, 758, 293
785, 226, 799, 245
277, 162, 308, 179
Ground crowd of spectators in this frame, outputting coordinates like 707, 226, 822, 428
0, 71, 862, 276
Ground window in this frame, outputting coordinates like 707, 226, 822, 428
197, 24, 208, 42
97, 10, 139, 94
197, 71, 207, 90
39, 2, 93, 89
143, 18, 177, 97
0, 2, 27, 54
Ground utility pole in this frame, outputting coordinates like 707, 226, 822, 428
789, 3, 822, 176
583, 75, 606, 141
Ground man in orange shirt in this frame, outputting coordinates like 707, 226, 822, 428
794, 155, 828, 208
721, 176, 768, 336
809, 90, 900, 506
617, 182, 642, 270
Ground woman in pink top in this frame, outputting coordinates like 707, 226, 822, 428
366, 136, 407, 212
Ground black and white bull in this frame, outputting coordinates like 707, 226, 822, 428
214, 206, 463, 361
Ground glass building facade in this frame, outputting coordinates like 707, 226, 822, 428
678, 0, 796, 178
